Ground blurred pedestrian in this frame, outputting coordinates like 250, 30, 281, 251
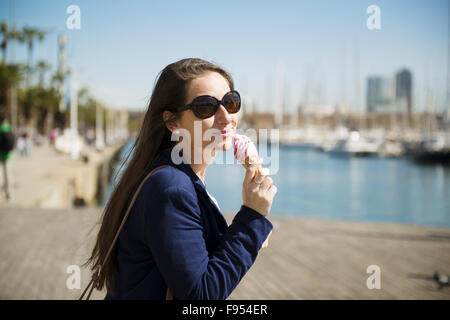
49, 129, 56, 145
86, 128, 95, 146
24, 132, 31, 157
17, 134, 25, 157
33, 133, 42, 146
0, 116, 14, 201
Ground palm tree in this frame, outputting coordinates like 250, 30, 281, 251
1, 21, 23, 64
22, 27, 46, 68
77, 87, 96, 127
0, 63, 24, 116
35, 60, 51, 87
21, 26, 47, 86
1, 21, 11, 64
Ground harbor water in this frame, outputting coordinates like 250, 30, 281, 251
104, 140, 450, 228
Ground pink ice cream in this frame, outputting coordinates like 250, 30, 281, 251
232, 134, 260, 168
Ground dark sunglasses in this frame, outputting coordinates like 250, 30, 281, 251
176, 90, 241, 119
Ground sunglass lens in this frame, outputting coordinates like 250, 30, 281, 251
192, 97, 217, 119
223, 91, 241, 113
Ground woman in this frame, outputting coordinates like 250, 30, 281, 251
86, 58, 277, 300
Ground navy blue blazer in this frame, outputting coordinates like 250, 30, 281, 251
105, 146, 273, 300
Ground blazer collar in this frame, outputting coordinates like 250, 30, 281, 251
155, 147, 207, 194
155, 146, 229, 230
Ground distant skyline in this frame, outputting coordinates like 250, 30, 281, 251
0, 0, 448, 113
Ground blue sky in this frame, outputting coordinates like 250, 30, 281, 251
0, 0, 448, 113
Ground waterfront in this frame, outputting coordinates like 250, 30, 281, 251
1, 136, 448, 300
208, 145, 450, 228
0, 0, 449, 302
0, 136, 448, 300
105, 140, 450, 228
1, 207, 449, 299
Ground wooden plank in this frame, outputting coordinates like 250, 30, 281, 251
0, 208, 448, 299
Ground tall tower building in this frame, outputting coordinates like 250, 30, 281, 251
366, 76, 394, 113
395, 69, 413, 113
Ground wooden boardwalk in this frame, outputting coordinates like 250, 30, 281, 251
225, 214, 450, 299
0, 208, 449, 300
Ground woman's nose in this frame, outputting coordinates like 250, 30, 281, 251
215, 105, 232, 124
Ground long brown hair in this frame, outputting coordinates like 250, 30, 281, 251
85, 58, 234, 296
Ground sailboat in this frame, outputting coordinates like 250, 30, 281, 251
328, 131, 380, 157
412, 131, 450, 164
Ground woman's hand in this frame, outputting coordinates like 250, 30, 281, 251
242, 162, 278, 217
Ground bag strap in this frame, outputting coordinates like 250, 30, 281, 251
79, 164, 171, 300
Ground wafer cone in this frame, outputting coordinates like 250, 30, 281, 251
242, 153, 262, 176
233, 133, 262, 177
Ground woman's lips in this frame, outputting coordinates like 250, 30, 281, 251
220, 129, 232, 136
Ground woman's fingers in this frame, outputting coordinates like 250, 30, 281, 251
252, 167, 270, 185
244, 164, 259, 185
242, 163, 277, 217
259, 176, 273, 191
268, 184, 278, 195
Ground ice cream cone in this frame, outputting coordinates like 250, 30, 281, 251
233, 134, 262, 177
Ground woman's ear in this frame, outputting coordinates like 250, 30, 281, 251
162, 110, 178, 133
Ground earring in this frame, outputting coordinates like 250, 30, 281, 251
172, 129, 181, 138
